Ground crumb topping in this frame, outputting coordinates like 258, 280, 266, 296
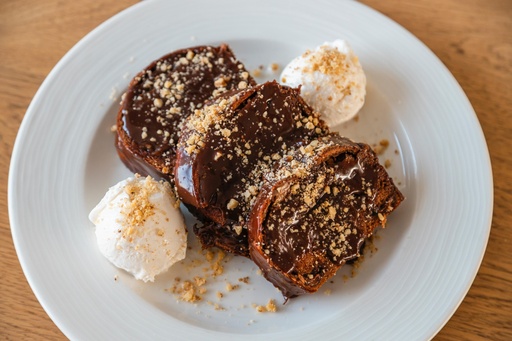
122, 176, 158, 228
254, 299, 277, 313
119, 175, 171, 243
177, 82, 329, 251
254, 137, 402, 288
372, 139, 389, 155
167, 248, 229, 303
300, 46, 350, 76
120, 45, 254, 176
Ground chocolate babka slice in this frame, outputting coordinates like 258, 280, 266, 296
175, 81, 329, 256
248, 134, 404, 298
116, 44, 255, 183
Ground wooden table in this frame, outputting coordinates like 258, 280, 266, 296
1, 0, 510, 339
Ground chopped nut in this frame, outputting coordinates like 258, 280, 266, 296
154, 98, 163, 108
227, 199, 239, 210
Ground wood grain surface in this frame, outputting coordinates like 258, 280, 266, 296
1, 0, 510, 339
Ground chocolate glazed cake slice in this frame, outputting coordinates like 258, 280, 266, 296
175, 81, 329, 256
248, 134, 404, 299
116, 44, 255, 184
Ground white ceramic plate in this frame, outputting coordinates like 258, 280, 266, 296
9, 0, 493, 340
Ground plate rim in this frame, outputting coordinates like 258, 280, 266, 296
8, 0, 493, 339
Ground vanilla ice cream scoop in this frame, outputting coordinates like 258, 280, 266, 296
89, 175, 187, 282
280, 39, 366, 127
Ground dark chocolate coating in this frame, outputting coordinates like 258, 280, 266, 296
116, 44, 255, 183
175, 81, 329, 256
249, 135, 404, 298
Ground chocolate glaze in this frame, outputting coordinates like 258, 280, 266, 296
114, 44, 404, 299
175, 81, 329, 256
249, 135, 404, 298
116, 44, 255, 183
